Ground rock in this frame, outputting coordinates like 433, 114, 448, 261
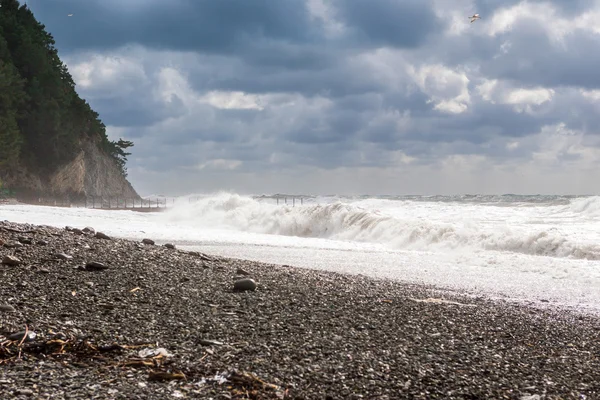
0, 304, 16, 313
3, 241, 23, 249
36, 239, 48, 246
142, 238, 155, 245
2, 255, 21, 266
38, 268, 51, 274
82, 226, 96, 235
233, 278, 257, 292
95, 232, 111, 240
199, 339, 224, 346
164, 243, 176, 249
17, 236, 32, 245
72, 228, 84, 235
65, 226, 74, 231
55, 253, 73, 260
189, 251, 213, 261
236, 268, 251, 276
84, 261, 109, 271
8, 331, 37, 342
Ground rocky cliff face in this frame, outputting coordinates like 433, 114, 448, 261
2, 139, 139, 200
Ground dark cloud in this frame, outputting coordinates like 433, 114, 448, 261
332, 0, 443, 48
29, 0, 317, 54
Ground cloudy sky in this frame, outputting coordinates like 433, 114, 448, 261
25, 0, 600, 195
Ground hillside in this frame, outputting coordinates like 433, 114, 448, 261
0, 0, 138, 200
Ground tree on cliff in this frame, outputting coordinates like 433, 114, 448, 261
0, 0, 132, 179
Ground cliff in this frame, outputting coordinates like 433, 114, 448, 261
0, 0, 139, 200
1, 138, 139, 200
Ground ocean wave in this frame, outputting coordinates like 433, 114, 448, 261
161, 193, 600, 260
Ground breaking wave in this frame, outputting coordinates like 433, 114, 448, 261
162, 193, 600, 260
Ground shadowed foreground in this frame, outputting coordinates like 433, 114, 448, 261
0, 220, 599, 399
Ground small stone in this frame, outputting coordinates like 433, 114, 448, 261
38, 268, 51, 274
85, 281, 95, 287
82, 226, 96, 235
236, 268, 251, 276
8, 331, 37, 342
17, 389, 34, 396
3, 241, 23, 249
0, 304, 16, 313
199, 339, 224, 346
233, 278, 257, 292
85, 261, 109, 271
55, 253, 73, 260
17, 236, 32, 245
36, 240, 48, 246
72, 228, 84, 235
142, 238, 155, 245
65, 226, 74, 231
2, 255, 21, 266
95, 232, 111, 240
164, 243, 176, 249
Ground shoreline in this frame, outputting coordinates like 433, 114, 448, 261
1, 220, 599, 399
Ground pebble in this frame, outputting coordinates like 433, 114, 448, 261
142, 238, 155, 245
164, 243, 176, 249
2, 255, 21, 266
3, 241, 23, 249
0, 304, 16, 313
95, 232, 111, 240
199, 339, 224, 346
36, 240, 48, 246
82, 227, 96, 235
17, 236, 32, 245
236, 268, 251, 276
8, 331, 37, 342
72, 228, 84, 235
55, 253, 73, 260
233, 278, 257, 291
84, 261, 109, 271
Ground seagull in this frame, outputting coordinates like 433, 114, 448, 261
68, 13, 73, 17
470, 13, 481, 23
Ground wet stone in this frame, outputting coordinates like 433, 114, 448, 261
233, 278, 257, 292
2, 255, 21, 266
55, 253, 73, 260
84, 261, 109, 271
17, 236, 32, 245
164, 243, 176, 249
0, 304, 16, 313
8, 331, 37, 342
95, 232, 111, 240
142, 238, 155, 245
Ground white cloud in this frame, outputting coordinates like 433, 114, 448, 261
407, 64, 471, 114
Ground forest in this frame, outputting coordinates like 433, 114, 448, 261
0, 0, 132, 180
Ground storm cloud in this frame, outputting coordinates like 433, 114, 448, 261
23, 0, 600, 195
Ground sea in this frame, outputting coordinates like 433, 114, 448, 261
2, 192, 600, 315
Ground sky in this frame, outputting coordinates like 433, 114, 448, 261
23, 0, 600, 196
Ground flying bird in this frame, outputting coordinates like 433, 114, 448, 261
470, 13, 480, 23
68, 13, 73, 17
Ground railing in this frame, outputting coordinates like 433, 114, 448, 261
12, 195, 310, 210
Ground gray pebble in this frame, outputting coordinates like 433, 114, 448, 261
142, 238, 155, 245
236, 268, 251, 276
36, 239, 48, 246
0, 304, 16, 313
95, 232, 111, 240
2, 255, 21, 266
164, 243, 176, 249
82, 227, 96, 235
233, 278, 257, 291
8, 331, 36, 342
55, 253, 73, 260
84, 261, 109, 271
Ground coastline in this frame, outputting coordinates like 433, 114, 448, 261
1, 220, 599, 399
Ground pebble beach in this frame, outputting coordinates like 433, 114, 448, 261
1, 219, 599, 399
